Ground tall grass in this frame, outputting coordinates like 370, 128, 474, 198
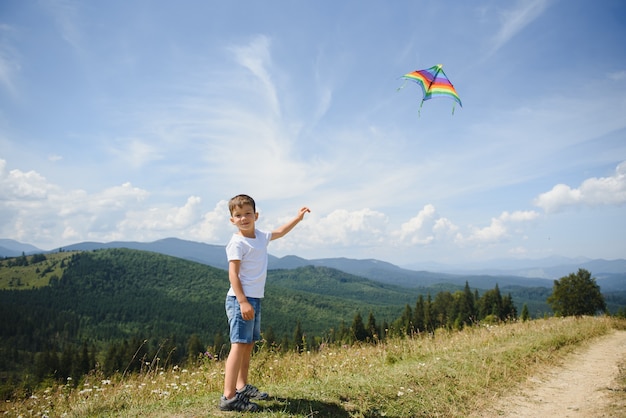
2, 316, 622, 417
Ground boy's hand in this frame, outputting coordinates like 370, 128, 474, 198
240, 300, 255, 321
271, 206, 311, 240
297, 207, 311, 221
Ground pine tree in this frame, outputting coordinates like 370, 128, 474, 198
366, 311, 378, 341
521, 304, 530, 321
459, 281, 476, 326
293, 321, 305, 353
186, 334, 204, 364
413, 295, 425, 333
479, 285, 503, 319
399, 304, 413, 335
424, 294, 433, 332
501, 293, 517, 321
213, 331, 225, 359
264, 326, 276, 346
351, 312, 368, 342
79, 341, 91, 376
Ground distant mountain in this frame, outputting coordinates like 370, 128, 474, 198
2, 237, 624, 291
0, 239, 43, 257
57, 238, 233, 270
411, 257, 626, 281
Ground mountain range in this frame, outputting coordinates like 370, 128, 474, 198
1, 237, 625, 291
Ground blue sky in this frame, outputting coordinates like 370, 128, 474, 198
1, 0, 625, 267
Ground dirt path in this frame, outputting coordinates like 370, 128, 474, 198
482, 330, 626, 417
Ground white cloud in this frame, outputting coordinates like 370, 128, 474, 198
534, 161, 626, 212
304, 208, 389, 247
118, 195, 201, 232
394, 204, 457, 245
189, 200, 233, 243
0, 159, 155, 246
500, 210, 540, 222
0, 159, 236, 248
0, 165, 51, 200
456, 210, 540, 245
62, 225, 79, 241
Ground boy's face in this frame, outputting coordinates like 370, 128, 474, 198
230, 203, 258, 235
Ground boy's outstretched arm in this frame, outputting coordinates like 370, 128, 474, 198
271, 207, 310, 240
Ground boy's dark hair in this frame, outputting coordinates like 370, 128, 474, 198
228, 194, 256, 215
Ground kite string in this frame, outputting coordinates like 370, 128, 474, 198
397, 77, 422, 117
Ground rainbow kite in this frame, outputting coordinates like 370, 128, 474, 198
398, 64, 462, 115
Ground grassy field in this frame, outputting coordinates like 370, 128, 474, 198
2, 316, 624, 417
0, 252, 77, 289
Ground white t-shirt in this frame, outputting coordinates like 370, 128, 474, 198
225, 229, 272, 298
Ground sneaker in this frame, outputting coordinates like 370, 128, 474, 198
236, 384, 269, 401
219, 393, 259, 412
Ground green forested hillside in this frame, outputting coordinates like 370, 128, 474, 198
0, 249, 229, 394
263, 266, 424, 338
1, 249, 226, 342
0, 250, 429, 345
0, 249, 423, 396
0, 248, 579, 399
267, 265, 422, 305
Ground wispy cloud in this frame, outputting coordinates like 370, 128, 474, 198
228, 35, 280, 117
107, 137, 164, 169
608, 70, 626, 81
42, 0, 83, 51
0, 24, 20, 97
488, 0, 551, 56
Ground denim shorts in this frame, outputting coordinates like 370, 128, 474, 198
225, 296, 261, 343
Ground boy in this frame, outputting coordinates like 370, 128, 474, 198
220, 194, 310, 412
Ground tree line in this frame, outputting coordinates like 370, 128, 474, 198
284, 281, 518, 352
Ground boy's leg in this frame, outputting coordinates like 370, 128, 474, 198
222, 296, 261, 399
236, 342, 254, 390
223, 342, 249, 399
220, 348, 259, 412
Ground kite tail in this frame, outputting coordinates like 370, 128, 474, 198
452, 103, 456, 115
396, 79, 408, 91
418, 100, 424, 118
